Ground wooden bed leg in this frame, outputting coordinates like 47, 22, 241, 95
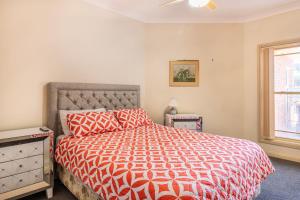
46, 188, 53, 199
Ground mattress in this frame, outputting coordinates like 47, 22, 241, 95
55, 124, 274, 200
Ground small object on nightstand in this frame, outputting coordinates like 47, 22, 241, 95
0, 127, 54, 199
39, 127, 49, 132
168, 98, 178, 115
165, 114, 203, 132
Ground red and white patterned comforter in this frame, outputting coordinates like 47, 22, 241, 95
55, 124, 274, 200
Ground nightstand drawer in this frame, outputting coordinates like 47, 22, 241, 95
174, 121, 197, 130
165, 114, 203, 131
0, 141, 43, 162
0, 168, 43, 193
0, 155, 43, 178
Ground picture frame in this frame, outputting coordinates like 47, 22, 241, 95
169, 60, 199, 87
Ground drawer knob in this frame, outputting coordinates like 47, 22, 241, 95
34, 147, 38, 150
35, 161, 38, 164
19, 150, 23, 153
35, 175, 39, 178
1, 169, 4, 171
1, 153, 5, 156
2, 184, 5, 187
19, 164, 23, 168
19, 179, 23, 182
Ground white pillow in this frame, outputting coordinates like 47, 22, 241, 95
59, 108, 106, 135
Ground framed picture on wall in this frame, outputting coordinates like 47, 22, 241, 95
169, 60, 199, 87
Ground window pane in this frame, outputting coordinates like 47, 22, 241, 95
275, 131, 300, 140
274, 52, 300, 92
275, 94, 300, 133
274, 46, 300, 56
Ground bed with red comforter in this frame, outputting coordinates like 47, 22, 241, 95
55, 124, 274, 200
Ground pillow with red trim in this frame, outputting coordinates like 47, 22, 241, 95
67, 112, 123, 137
59, 108, 106, 135
113, 108, 153, 129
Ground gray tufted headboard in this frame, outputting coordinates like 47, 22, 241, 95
47, 82, 140, 137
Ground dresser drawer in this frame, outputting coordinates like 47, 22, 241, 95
0, 155, 43, 178
0, 127, 53, 198
0, 141, 43, 162
0, 168, 43, 194
174, 121, 197, 130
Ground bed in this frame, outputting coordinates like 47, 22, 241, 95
47, 82, 274, 200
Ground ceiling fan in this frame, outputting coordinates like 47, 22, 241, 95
162, 0, 217, 10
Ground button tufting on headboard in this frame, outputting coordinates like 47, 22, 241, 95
47, 82, 140, 138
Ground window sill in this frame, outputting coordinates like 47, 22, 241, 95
260, 137, 300, 150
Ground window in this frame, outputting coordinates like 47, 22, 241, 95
274, 46, 300, 140
259, 39, 300, 146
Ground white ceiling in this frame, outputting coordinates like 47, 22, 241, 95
84, 0, 300, 23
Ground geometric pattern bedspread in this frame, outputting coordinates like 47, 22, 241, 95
55, 124, 274, 200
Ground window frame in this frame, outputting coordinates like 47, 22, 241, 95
258, 38, 300, 149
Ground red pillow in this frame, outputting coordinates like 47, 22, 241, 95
67, 112, 123, 137
113, 108, 153, 129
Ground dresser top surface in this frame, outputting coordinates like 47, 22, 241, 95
0, 127, 53, 141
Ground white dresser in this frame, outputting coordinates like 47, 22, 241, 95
0, 127, 54, 200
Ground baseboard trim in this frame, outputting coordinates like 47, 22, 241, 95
267, 152, 300, 163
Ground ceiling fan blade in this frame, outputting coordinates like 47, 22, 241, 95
161, 0, 185, 7
207, 0, 217, 10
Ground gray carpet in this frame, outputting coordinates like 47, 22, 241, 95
22, 157, 300, 200
256, 158, 300, 200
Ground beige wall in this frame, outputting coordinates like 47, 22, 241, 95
0, 0, 145, 130
0, 0, 299, 161
144, 11, 300, 161
145, 24, 244, 138
243, 10, 300, 161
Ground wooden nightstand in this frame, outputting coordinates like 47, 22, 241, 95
165, 114, 203, 132
0, 127, 54, 199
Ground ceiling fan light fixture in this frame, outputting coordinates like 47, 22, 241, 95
188, 0, 210, 7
